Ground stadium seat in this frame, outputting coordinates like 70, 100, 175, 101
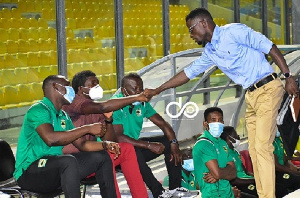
9, 18, 21, 29
28, 18, 39, 28
18, 28, 29, 40
48, 50, 57, 65
3, 85, 19, 108
39, 66, 56, 80
37, 18, 48, 28
68, 63, 83, 78
27, 52, 40, 67
38, 38, 50, 51
18, 18, 29, 29
0, 55, 4, 69
11, 8, 21, 18
0, 28, 9, 42
0, 18, 12, 29
30, 82, 44, 101
67, 49, 81, 63
16, 84, 33, 105
0, 86, 5, 108
6, 40, 18, 53
38, 51, 50, 66
16, 53, 28, 67
17, 39, 29, 53
0, 41, 7, 54
8, 28, 19, 41
240, 150, 253, 173
27, 66, 40, 83
47, 27, 56, 40
47, 38, 57, 51
27, 39, 39, 52
4, 53, 17, 69
38, 27, 49, 40
15, 67, 28, 84
28, 27, 39, 40
42, 8, 55, 20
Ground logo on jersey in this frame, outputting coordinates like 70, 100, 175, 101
61, 119, 66, 129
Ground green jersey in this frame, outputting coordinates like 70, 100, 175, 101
163, 170, 198, 190
273, 137, 284, 165
193, 130, 234, 198
228, 148, 253, 179
14, 97, 74, 180
112, 92, 156, 140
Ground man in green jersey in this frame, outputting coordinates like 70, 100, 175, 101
112, 73, 182, 198
14, 75, 117, 198
193, 107, 237, 198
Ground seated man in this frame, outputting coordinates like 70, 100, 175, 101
221, 126, 291, 197
14, 75, 117, 198
193, 107, 237, 198
220, 126, 258, 197
112, 73, 182, 198
273, 130, 300, 196
62, 70, 148, 198
163, 147, 199, 190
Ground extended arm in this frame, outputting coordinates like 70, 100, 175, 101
82, 93, 149, 114
274, 154, 300, 176
145, 71, 190, 98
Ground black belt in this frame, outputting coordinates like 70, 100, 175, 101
247, 73, 277, 92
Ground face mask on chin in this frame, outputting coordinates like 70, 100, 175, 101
229, 135, 241, 148
83, 84, 103, 100
123, 87, 142, 106
182, 159, 194, 172
207, 122, 224, 138
56, 83, 75, 104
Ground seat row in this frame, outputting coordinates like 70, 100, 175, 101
0, 38, 56, 54
0, 27, 56, 42
0, 73, 119, 109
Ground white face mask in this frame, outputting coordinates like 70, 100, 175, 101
83, 84, 103, 100
229, 135, 241, 148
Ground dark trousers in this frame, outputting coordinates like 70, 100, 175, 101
137, 136, 181, 198
17, 151, 117, 198
275, 171, 300, 197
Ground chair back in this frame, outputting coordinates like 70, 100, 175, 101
0, 139, 15, 181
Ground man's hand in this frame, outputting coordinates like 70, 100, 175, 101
203, 172, 218, 183
104, 111, 113, 120
232, 186, 241, 198
137, 91, 149, 102
148, 142, 165, 154
143, 88, 158, 100
170, 144, 182, 166
105, 141, 121, 159
88, 123, 107, 137
285, 77, 299, 97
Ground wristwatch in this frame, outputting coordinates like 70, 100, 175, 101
283, 72, 292, 78
170, 139, 179, 145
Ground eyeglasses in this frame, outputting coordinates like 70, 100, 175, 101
188, 20, 205, 34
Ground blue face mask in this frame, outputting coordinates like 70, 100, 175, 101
182, 159, 194, 171
132, 101, 142, 106
208, 122, 224, 138
56, 84, 75, 104
275, 130, 280, 138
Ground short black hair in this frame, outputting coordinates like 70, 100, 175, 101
121, 73, 142, 87
185, 7, 213, 22
220, 126, 235, 141
71, 70, 96, 93
42, 75, 61, 91
203, 107, 223, 121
